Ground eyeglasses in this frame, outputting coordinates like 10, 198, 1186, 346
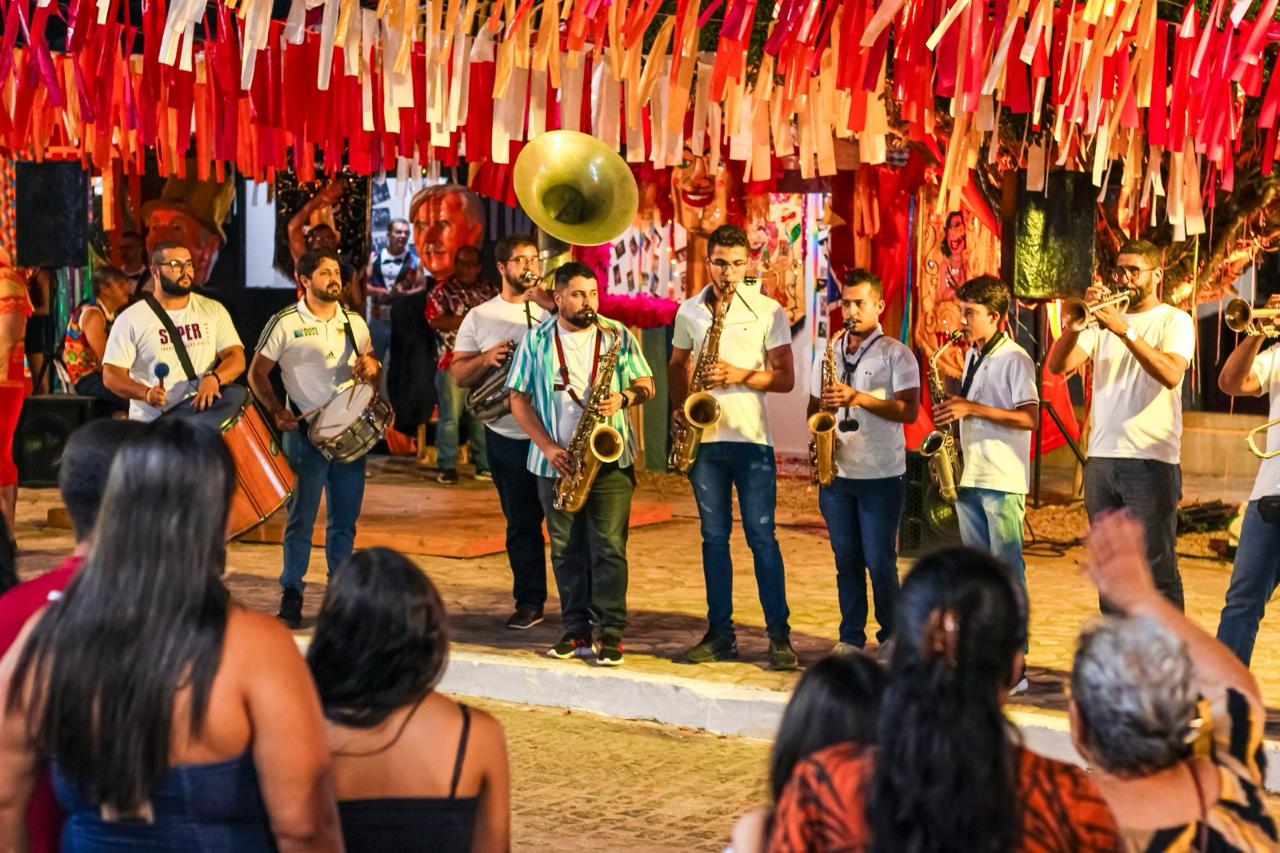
709, 260, 750, 272
503, 256, 539, 268
1111, 265, 1154, 282
156, 260, 196, 273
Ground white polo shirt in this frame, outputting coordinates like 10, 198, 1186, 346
102, 293, 243, 422
957, 335, 1038, 494
1247, 346, 1280, 500
1075, 303, 1195, 464
809, 325, 920, 479
255, 300, 373, 414
672, 285, 791, 447
454, 294, 546, 440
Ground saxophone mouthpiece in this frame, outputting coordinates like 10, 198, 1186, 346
948, 329, 965, 343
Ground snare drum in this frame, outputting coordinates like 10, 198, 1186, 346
159, 385, 295, 538
308, 382, 393, 463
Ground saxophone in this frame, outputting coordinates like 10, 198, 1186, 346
808, 322, 850, 486
553, 320, 625, 513
668, 292, 727, 474
920, 329, 965, 503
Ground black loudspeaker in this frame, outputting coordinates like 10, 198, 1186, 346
14, 395, 105, 487
1000, 170, 1095, 301
899, 451, 962, 556
15, 162, 89, 268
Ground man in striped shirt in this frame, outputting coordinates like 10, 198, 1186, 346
507, 262, 654, 666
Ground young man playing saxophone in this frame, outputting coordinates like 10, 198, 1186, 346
808, 269, 919, 657
507, 262, 653, 666
670, 224, 798, 671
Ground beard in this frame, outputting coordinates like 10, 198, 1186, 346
312, 282, 342, 303
158, 276, 192, 296
566, 307, 597, 329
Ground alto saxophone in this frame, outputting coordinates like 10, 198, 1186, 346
669, 293, 727, 474
553, 320, 625, 513
808, 322, 850, 486
920, 329, 965, 504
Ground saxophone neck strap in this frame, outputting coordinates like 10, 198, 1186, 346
959, 331, 1004, 398
841, 331, 885, 385
553, 324, 602, 405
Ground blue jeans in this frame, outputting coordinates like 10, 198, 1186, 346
688, 442, 790, 637
1084, 457, 1183, 611
368, 318, 391, 362
435, 369, 488, 472
818, 475, 905, 646
279, 429, 367, 593
957, 486, 1027, 649
1217, 500, 1280, 665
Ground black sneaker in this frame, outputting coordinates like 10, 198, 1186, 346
683, 630, 739, 663
277, 588, 303, 629
505, 607, 544, 630
595, 632, 624, 666
768, 633, 799, 671
547, 633, 594, 660
437, 469, 459, 485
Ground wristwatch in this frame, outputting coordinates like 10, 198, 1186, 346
202, 370, 222, 386
1122, 327, 1137, 343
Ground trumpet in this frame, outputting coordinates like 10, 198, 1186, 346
1062, 288, 1134, 332
1224, 298, 1280, 338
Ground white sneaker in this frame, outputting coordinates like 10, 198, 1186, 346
1010, 674, 1029, 696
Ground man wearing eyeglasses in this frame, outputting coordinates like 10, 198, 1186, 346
670, 224, 799, 671
1048, 238, 1195, 611
102, 242, 245, 421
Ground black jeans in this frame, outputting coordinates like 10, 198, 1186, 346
485, 427, 548, 611
74, 372, 129, 412
537, 463, 634, 636
1083, 456, 1183, 611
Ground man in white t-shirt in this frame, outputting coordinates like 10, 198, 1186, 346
934, 275, 1038, 691
248, 247, 381, 628
807, 269, 920, 656
1048, 239, 1195, 610
102, 241, 245, 422
1214, 298, 1280, 666
669, 224, 798, 671
451, 234, 549, 631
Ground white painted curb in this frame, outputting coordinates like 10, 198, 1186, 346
297, 641, 1280, 792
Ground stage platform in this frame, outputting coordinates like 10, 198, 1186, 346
14, 455, 1280, 789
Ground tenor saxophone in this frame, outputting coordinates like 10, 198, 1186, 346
669, 293, 727, 474
553, 319, 625, 513
920, 330, 965, 504
808, 323, 849, 486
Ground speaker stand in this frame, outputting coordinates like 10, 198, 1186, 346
1029, 302, 1086, 508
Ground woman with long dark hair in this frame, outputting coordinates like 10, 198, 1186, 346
0, 419, 342, 851
307, 548, 510, 853
769, 547, 1121, 852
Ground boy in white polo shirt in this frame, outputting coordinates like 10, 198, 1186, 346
934, 275, 1038, 691
808, 269, 920, 656
247, 247, 381, 628
670, 224, 798, 671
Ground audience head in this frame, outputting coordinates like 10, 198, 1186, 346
58, 419, 146, 542
8, 419, 234, 814
89, 266, 134, 310
308, 548, 449, 728
1070, 615, 1196, 777
870, 547, 1027, 853
769, 652, 885, 802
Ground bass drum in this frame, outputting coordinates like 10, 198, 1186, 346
159, 385, 295, 539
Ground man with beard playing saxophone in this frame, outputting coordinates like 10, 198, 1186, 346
451, 235, 549, 631
808, 269, 919, 657
671, 224, 798, 671
507, 262, 653, 666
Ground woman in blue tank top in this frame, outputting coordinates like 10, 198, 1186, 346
308, 548, 512, 852
0, 419, 343, 852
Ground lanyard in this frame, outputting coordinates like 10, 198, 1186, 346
553, 325, 602, 406
960, 332, 1005, 398
839, 331, 886, 425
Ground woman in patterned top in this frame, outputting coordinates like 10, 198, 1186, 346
1073, 511, 1279, 851
61, 265, 133, 411
769, 547, 1121, 852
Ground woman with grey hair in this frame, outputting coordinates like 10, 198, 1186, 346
1073, 511, 1278, 850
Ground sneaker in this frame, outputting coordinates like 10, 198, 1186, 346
277, 588, 303, 629
437, 469, 459, 485
831, 641, 863, 657
595, 633, 624, 666
768, 633, 799, 671
874, 638, 896, 663
1010, 667, 1029, 696
683, 630, 739, 664
505, 607, 544, 630
547, 633, 594, 660
475, 469, 493, 481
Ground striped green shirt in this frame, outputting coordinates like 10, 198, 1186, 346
505, 315, 653, 478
